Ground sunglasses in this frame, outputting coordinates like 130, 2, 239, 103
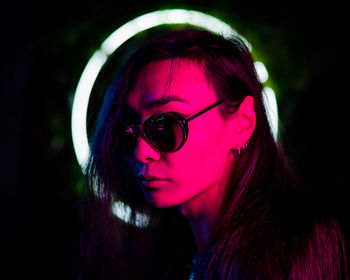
117, 99, 224, 153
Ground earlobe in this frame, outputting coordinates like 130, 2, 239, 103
228, 95, 256, 150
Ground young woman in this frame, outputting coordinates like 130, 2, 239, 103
79, 28, 348, 279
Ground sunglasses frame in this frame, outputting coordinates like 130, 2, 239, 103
118, 99, 224, 153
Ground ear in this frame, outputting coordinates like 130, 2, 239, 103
226, 95, 256, 150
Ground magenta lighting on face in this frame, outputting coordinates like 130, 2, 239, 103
126, 59, 256, 214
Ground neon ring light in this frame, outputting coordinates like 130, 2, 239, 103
71, 9, 278, 172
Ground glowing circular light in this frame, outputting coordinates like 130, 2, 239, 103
71, 8, 278, 171
262, 87, 279, 140
254, 61, 269, 83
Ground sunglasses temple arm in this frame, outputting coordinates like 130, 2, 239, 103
185, 99, 225, 123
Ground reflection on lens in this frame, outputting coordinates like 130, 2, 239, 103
144, 114, 184, 152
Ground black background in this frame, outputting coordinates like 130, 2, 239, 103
1, 0, 349, 279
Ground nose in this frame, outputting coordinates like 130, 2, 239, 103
133, 136, 161, 163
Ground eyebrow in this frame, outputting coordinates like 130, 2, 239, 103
143, 95, 189, 109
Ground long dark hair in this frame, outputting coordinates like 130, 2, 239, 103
79, 28, 348, 279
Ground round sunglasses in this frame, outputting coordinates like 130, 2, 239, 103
117, 99, 224, 153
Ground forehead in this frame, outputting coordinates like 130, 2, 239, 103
126, 58, 217, 113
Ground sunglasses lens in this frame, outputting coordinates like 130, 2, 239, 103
116, 121, 137, 154
144, 114, 185, 153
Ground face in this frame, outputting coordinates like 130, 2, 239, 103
123, 59, 234, 211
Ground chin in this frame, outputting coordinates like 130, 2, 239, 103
146, 199, 177, 209
144, 194, 183, 208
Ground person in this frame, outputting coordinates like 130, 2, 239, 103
78, 28, 348, 280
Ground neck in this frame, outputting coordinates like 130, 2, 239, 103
177, 184, 223, 252
178, 152, 235, 252
186, 211, 217, 252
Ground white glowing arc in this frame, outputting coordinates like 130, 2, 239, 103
71, 9, 278, 172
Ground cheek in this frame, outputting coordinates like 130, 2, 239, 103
169, 117, 229, 187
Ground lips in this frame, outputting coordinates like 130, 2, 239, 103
138, 174, 166, 182
137, 174, 168, 188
